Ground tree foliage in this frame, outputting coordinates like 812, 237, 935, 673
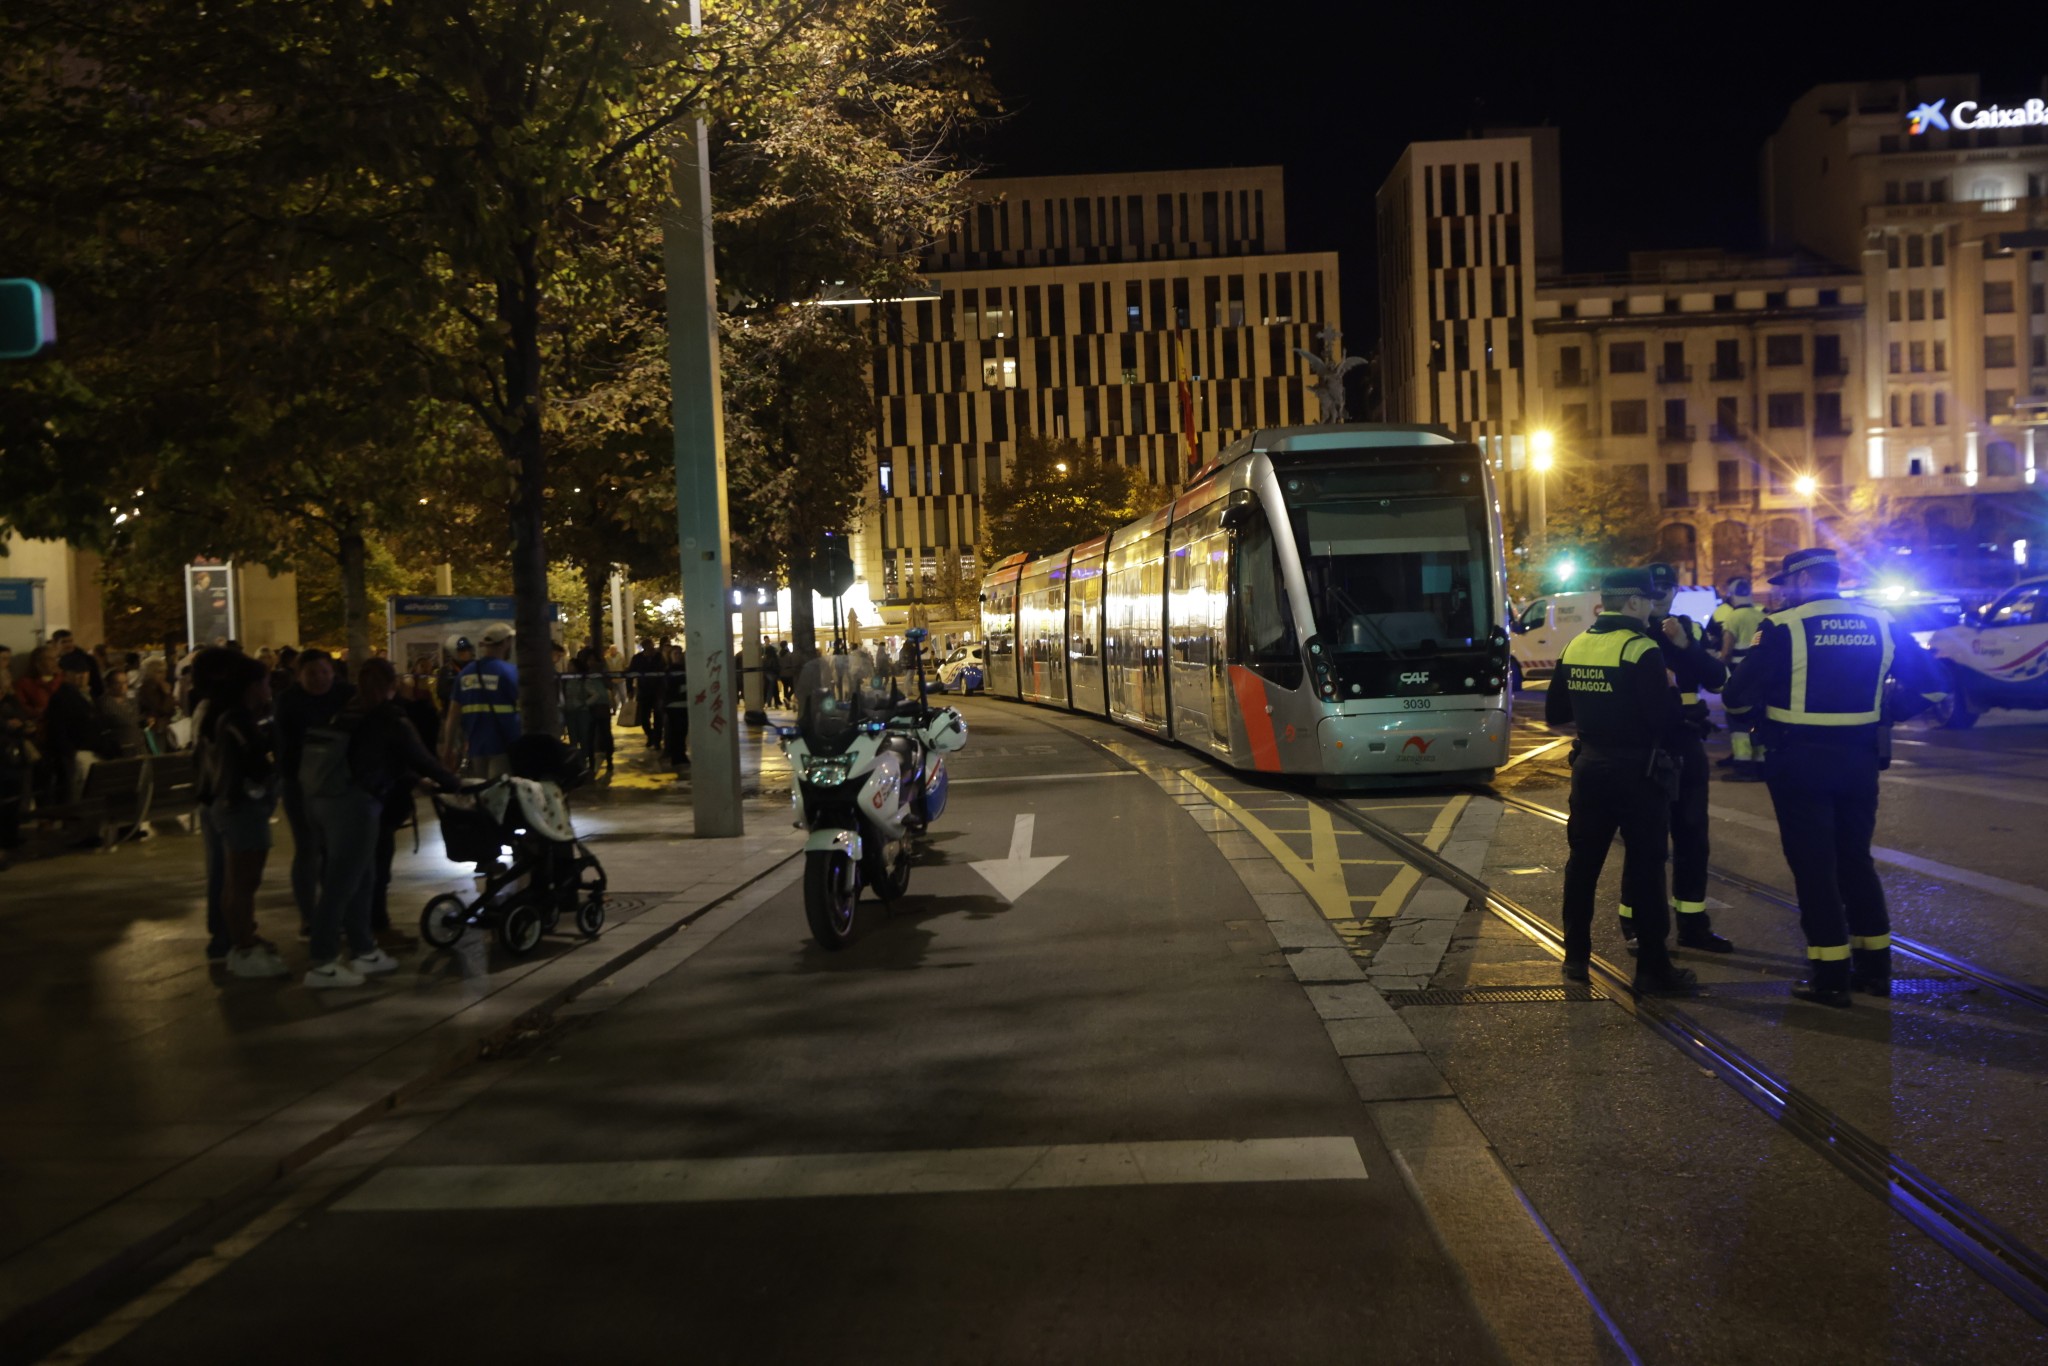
1541, 469, 1659, 571
982, 433, 1164, 561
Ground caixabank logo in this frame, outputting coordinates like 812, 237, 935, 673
1908, 98, 2048, 134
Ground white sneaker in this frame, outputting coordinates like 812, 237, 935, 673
304, 960, 366, 989
226, 945, 289, 979
349, 948, 401, 976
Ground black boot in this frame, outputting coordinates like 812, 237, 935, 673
1676, 911, 1734, 954
1633, 965, 1700, 998
1617, 913, 1637, 943
1849, 946, 1893, 997
1560, 959, 1590, 984
1792, 958, 1853, 1008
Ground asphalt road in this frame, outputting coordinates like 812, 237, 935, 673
82, 701, 1502, 1366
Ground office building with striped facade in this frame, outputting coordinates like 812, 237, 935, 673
858, 167, 1341, 610
1376, 132, 1560, 527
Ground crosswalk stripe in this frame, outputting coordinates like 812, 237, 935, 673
335, 1138, 1368, 1212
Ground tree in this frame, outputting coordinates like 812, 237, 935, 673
1540, 469, 1659, 574
982, 433, 1163, 561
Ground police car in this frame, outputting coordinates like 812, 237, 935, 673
1510, 584, 1719, 690
1923, 575, 2048, 728
934, 642, 986, 693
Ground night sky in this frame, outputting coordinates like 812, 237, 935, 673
947, 3, 2029, 348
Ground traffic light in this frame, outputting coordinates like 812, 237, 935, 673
817, 531, 855, 598
0, 279, 55, 359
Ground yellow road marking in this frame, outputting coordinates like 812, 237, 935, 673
1181, 770, 1355, 922
1500, 736, 1571, 772
1363, 794, 1470, 918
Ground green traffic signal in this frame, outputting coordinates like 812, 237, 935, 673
0, 279, 55, 359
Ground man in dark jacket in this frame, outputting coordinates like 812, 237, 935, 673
274, 650, 354, 934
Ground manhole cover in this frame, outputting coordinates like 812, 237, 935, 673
1385, 985, 1607, 1006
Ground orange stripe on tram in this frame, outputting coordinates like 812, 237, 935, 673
1230, 665, 1281, 772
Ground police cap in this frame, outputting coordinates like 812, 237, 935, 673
1767, 547, 1838, 586
1646, 562, 1680, 594
1600, 568, 1657, 596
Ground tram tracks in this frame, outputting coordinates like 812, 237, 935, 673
1489, 791, 2048, 1015
1316, 792, 2048, 1329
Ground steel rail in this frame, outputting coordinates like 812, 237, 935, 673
1320, 794, 2048, 1328
1490, 791, 2048, 1014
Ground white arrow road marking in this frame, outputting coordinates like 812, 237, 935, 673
970, 813, 1067, 903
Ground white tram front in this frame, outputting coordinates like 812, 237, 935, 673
980, 424, 1512, 784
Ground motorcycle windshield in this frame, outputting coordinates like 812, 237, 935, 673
795, 651, 904, 755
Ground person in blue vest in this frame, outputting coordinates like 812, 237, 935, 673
1544, 568, 1699, 998
440, 623, 521, 780
1724, 548, 1945, 1007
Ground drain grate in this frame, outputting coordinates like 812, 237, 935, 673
1385, 985, 1607, 1006
1890, 978, 1980, 998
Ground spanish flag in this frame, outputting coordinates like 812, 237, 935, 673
1175, 333, 1199, 473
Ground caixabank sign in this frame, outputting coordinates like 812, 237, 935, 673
1906, 98, 2048, 134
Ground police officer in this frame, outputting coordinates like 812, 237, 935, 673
1618, 563, 1735, 955
1724, 548, 1944, 1007
1709, 579, 1769, 780
1545, 569, 1699, 997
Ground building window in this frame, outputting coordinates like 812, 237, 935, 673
1558, 344, 1583, 381
1713, 293, 1735, 311
1933, 340, 1947, 371
1561, 403, 1589, 434
1931, 232, 1946, 266
1908, 289, 1925, 321
1890, 393, 1901, 427
1909, 393, 1924, 426
2034, 336, 2048, 369
1905, 180, 1925, 204
1934, 391, 1947, 425
981, 357, 1018, 389
1888, 291, 1901, 323
1986, 389, 2014, 417
1907, 235, 1924, 268
1608, 341, 1646, 374
1889, 342, 1902, 373
1987, 441, 2021, 477
1884, 181, 1900, 205
1767, 393, 1805, 428
1932, 289, 1945, 320
1765, 335, 1804, 367
1886, 236, 1901, 269
1985, 282, 2016, 314
1985, 335, 2017, 368
1880, 134, 1900, 153
1610, 399, 1649, 435
1909, 341, 1926, 372
1818, 288, 1839, 306
1765, 290, 1788, 309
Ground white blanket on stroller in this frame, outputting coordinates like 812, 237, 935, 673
480, 777, 579, 843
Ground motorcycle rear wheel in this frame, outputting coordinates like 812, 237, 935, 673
865, 840, 913, 901
804, 849, 861, 950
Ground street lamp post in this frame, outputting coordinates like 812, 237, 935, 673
663, 0, 742, 838
1529, 429, 1556, 572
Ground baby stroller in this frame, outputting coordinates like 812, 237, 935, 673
419, 736, 608, 957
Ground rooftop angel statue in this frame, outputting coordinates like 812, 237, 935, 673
1294, 326, 1366, 424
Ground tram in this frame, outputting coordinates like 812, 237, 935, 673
978, 424, 1512, 784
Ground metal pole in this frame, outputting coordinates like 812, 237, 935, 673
609, 570, 628, 659
664, 13, 742, 838
740, 590, 766, 725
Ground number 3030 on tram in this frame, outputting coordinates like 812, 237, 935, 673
977, 424, 1513, 785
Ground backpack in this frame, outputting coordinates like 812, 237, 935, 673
298, 715, 361, 800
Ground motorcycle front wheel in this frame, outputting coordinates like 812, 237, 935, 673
804, 849, 862, 950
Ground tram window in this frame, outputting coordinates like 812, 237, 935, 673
1233, 511, 1302, 687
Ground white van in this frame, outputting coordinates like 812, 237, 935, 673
1509, 585, 1718, 690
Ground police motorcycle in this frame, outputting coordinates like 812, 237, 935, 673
782, 628, 968, 949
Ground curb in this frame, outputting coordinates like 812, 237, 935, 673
0, 841, 804, 1358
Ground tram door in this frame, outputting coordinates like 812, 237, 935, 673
1017, 552, 1068, 706
1067, 538, 1108, 717
1105, 509, 1170, 735
1166, 499, 1229, 754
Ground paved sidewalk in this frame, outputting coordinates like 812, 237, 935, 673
0, 719, 801, 1349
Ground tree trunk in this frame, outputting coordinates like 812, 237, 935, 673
583, 560, 609, 657
786, 541, 816, 656
338, 521, 370, 669
500, 232, 560, 739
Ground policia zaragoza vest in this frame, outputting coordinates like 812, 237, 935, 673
1557, 615, 1670, 750
1758, 598, 1895, 734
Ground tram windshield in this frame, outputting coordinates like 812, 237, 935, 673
1276, 461, 1491, 659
